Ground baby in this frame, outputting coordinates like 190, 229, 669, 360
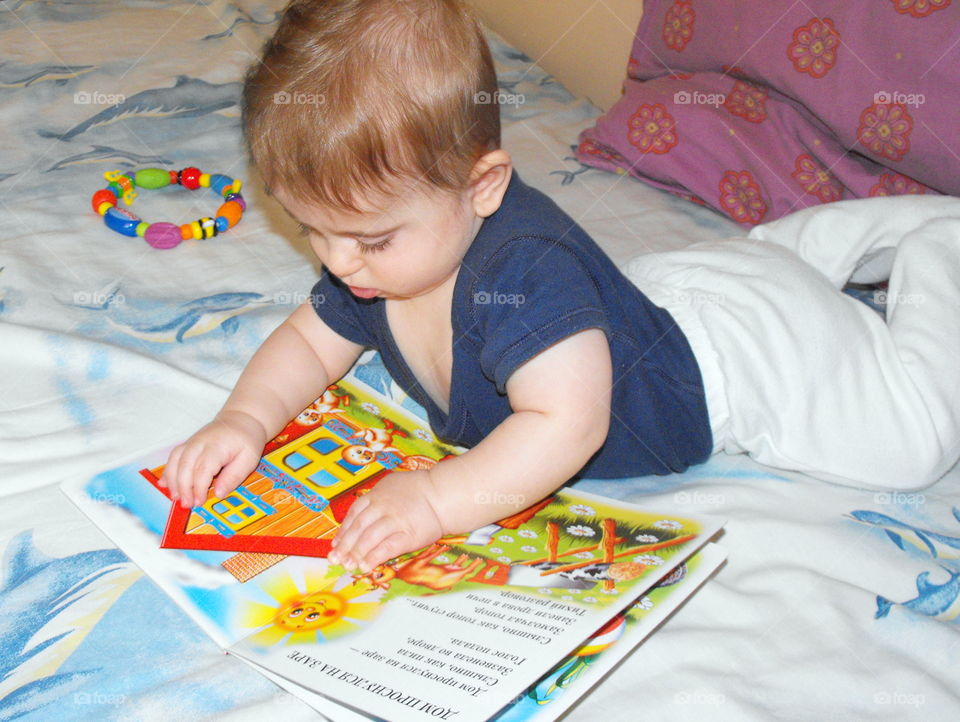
161, 0, 960, 572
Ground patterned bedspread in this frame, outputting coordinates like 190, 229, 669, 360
1, 2, 958, 720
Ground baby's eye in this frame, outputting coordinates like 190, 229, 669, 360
356, 236, 393, 254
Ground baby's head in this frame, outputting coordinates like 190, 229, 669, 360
243, 0, 503, 213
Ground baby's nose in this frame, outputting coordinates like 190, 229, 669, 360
323, 241, 364, 278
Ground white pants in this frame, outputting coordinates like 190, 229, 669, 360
622, 196, 960, 490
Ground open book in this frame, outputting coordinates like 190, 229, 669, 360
62, 378, 725, 720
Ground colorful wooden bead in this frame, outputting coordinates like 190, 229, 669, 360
199, 173, 210, 187
145, 222, 183, 249
209, 174, 233, 196
91, 188, 117, 213
199, 217, 216, 239
104, 206, 142, 236
216, 200, 243, 228
180, 167, 202, 190
224, 192, 246, 211
189, 220, 203, 240
134, 168, 171, 189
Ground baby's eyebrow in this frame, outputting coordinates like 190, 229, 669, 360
279, 205, 399, 238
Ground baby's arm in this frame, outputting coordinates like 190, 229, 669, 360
330, 328, 612, 570
160, 303, 364, 508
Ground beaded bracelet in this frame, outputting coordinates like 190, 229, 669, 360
90, 167, 246, 249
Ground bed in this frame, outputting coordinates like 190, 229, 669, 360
2, 1, 958, 720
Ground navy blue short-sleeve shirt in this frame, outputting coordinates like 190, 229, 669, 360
311, 172, 712, 478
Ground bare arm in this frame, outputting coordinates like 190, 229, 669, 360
160, 302, 364, 507
330, 328, 613, 570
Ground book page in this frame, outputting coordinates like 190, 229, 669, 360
226, 488, 721, 722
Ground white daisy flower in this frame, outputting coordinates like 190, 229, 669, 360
489, 547, 502, 554
361, 402, 381, 416
583, 597, 597, 604
635, 533, 659, 543
413, 428, 431, 441
574, 551, 594, 560
653, 519, 682, 530
561, 595, 574, 602
435, 555, 451, 564
600, 587, 620, 595
518, 529, 537, 538
538, 588, 553, 595
497, 556, 512, 563
634, 554, 664, 566
521, 545, 537, 553
569, 503, 596, 516
567, 524, 596, 537
635, 596, 653, 610
497, 535, 514, 544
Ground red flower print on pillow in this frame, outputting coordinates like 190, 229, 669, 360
857, 102, 913, 161
627, 103, 678, 155
723, 81, 768, 123
788, 17, 841, 78
663, 1, 695, 51
719, 170, 768, 225
890, 0, 951, 18
868, 172, 928, 196
791, 154, 844, 202
578, 138, 628, 165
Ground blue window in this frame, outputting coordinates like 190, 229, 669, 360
283, 451, 310, 471
306, 469, 340, 487
309, 437, 340, 455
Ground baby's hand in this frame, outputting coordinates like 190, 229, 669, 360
158, 410, 268, 509
329, 470, 443, 572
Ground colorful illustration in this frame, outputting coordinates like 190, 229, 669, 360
140, 380, 459, 569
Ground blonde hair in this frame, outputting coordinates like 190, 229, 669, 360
243, 0, 500, 212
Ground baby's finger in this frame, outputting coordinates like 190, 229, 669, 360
212, 452, 255, 498
332, 503, 382, 567
170, 444, 204, 503
158, 445, 183, 488
186, 454, 222, 509
356, 531, 408, 573
331, 495, 371, 550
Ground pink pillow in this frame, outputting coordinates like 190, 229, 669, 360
577, 0, 958, 225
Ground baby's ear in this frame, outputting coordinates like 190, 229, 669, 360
469, 149, 513, 218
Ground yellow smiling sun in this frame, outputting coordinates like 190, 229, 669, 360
242, 567, 381, 646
